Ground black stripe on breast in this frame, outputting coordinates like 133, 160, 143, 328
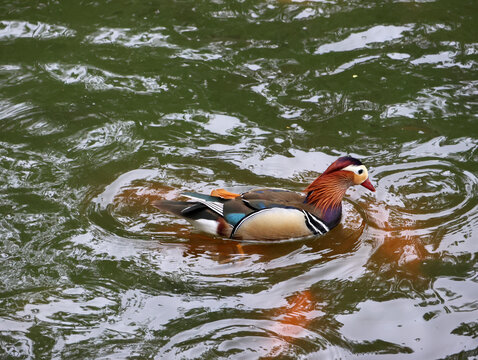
302, 210, 329, 235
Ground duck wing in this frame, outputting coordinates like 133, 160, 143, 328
221, 188, 306, 226
241, 188, 306, 203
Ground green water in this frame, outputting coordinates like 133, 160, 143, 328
1, 0, 477, 358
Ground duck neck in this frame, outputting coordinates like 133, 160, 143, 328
304, 172, 352, 222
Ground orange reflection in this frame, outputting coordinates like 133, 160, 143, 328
365, 201, 437, 278
260, 289, 320, 358
271, 289, 318, 338
112, 182, 180, 210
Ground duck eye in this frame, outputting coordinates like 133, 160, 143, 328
358, 169, 364, 175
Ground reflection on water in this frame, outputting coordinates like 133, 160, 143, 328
1, 0, 477, 358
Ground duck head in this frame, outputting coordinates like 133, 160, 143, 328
305, 156, 375, 211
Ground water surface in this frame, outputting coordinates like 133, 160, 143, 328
1, 0, 477, 358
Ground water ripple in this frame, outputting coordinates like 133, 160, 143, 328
373, 159, 477, 229
315, 25, 413, 54
43, 63, 169, 93
85, 27, 176, 49
0, 20, 76, 40
1, 0, 477, 358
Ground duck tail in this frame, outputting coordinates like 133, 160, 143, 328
152, 200, 221, 221
152, 199, 232, 237
152, 200, 196, 217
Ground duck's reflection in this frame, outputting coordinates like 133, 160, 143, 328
366, 201, 437, 278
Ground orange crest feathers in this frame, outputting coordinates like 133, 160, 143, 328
304, 171, 352, 211
304, 156, 363, 212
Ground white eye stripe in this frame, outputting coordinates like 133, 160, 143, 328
342, 165, 368, 176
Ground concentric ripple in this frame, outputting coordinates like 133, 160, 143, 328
369, 159, 477, 233
86, 168, 179, 239
85, 166, 368, 284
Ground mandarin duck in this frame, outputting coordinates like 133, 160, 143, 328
153, 156, 375, 240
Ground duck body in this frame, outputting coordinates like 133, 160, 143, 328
158, 188, 336, 240
153, 156, 375, 240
